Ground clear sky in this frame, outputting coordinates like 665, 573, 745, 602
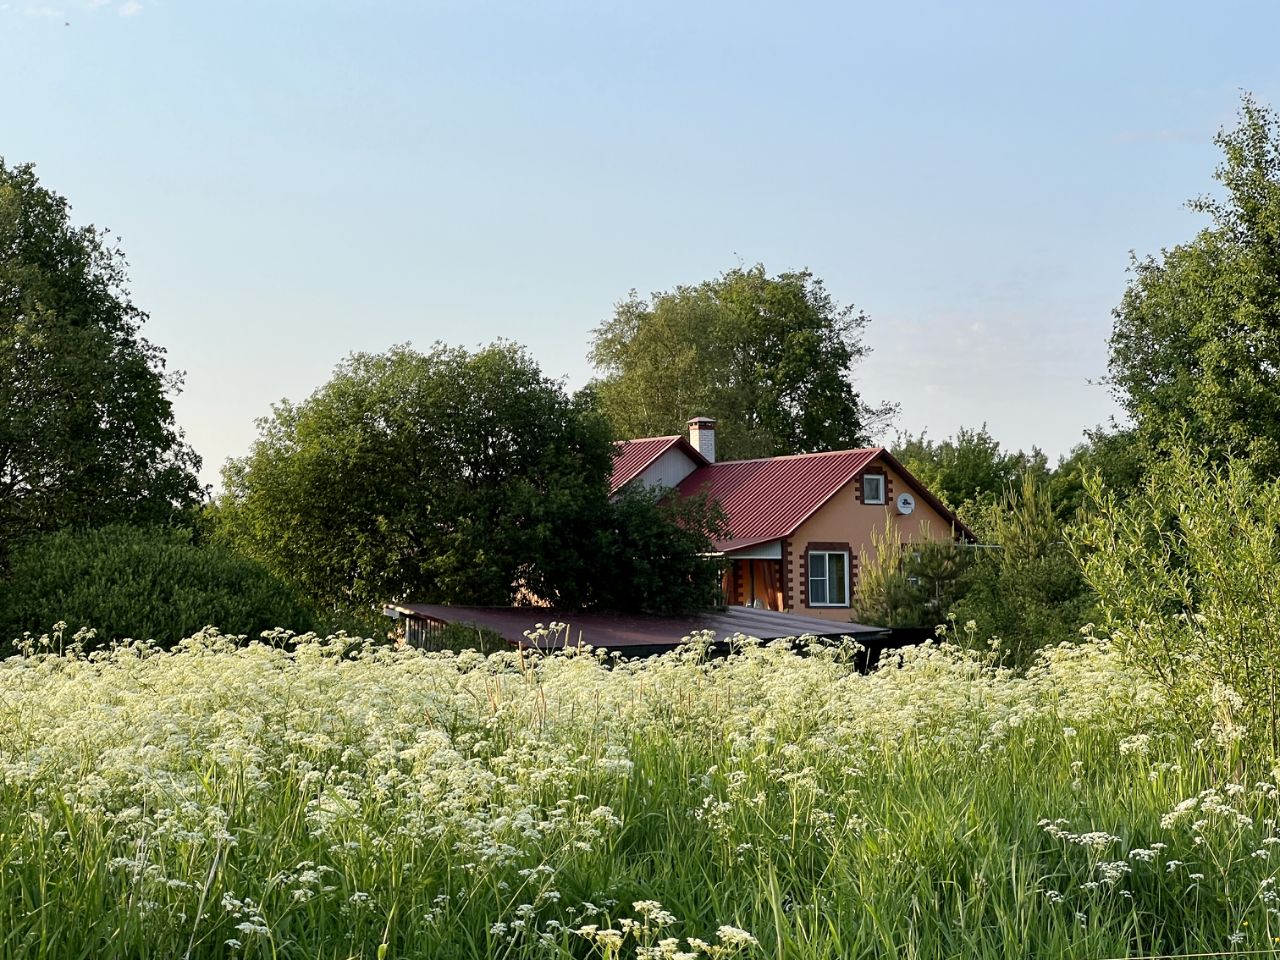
4, 0, 1279, 490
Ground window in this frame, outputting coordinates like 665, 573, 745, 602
807, 550, 849, 606
862, 473, 886, 504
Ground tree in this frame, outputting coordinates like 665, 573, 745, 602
1108, 95, 1280, 474
0, 160, 201, 554
593, 486, 727, 615
851, 519, 972, 630
1047, 425, 1147, 522
893, 425, 1047, 515
951, 473, 1097, 666
215, 342, 618, 610
588, 264, 894, 460
1073, 446, 1280, 755
217, 341, 726, 616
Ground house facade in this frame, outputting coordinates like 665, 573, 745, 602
611, 418, 971, 622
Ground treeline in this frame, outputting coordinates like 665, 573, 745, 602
0, 151, 892, 645
3, 95, 1280, 683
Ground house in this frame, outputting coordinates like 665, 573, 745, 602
611, 418, 972, 621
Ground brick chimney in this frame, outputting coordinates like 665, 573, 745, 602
688, 416, 717, 463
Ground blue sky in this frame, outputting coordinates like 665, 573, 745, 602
3, 1, 1279, 489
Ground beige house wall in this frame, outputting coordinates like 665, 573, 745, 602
783, 458, 958, 622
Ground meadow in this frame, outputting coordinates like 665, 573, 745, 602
0, 624, 1275, 960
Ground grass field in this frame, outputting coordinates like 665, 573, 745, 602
0, 626, 1276, 959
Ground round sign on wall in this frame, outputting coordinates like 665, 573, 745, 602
896, 492, 916, 515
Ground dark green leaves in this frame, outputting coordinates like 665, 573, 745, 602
588, 264, 893, 460
1108, 95, 1280, 475
0, 525, 316, 649
0, 159, 201, 555
216, 343, 610, 610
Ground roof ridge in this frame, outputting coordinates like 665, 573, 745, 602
703, 446, 884, 467
612, 435, 683, 445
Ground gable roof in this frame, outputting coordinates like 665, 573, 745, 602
675, 447, 973, 551
609, 435, 708, 494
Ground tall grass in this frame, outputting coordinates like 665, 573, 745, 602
0, 626, 1274, 959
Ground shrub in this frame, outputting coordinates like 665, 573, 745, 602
952, 472, 1097, 667
1073, 446, 1280, 756
851, 519, 971, 629
0, 524, 320, 649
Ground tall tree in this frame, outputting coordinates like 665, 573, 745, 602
1108, 95, 1280, 474
1047, 426, 1147, 522
216, 342, 724, 615
0, 160, 201, 553
588, 264, 893, 460
216, 342, 616, 610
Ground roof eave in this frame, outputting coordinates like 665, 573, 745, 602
875, 449, 977, 542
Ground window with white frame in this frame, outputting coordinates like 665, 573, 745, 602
807, 550, 849, 606
862, 473, 886, 504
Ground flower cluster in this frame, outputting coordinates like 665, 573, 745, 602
0, 623, 1258, 958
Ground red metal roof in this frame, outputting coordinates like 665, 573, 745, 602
612, 438, 973, 547
677, 448, 881, 551
609, 435, 707, 494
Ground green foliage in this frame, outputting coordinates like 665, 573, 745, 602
219, 341, 717, 613
0, 160, 201, 555
851, 520, 972, 629
894, 424, 1146, 527
1073, 445, 1280, 756
594, 487, 727, 615
0, 525, 317, 649
879, 428, 1104, 654
893, 424, 1047, 515
1046, 426, 1147, 522
589, 264, 893, 460
952, 473, 1097, 666
1108, 95, 1280, 474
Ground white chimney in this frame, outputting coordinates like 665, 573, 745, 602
688, 416, 717, 463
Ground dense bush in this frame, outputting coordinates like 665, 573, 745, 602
1074, 446, 1280, 756
0, 524, 320, 649
593, 486, 727, 614
952, 473, 1097, 666
851, 520, 971, 629
852, 474, 1095, 667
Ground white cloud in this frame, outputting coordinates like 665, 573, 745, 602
118, 0, 141, 14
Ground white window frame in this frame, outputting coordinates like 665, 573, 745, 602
862, 473, 886, 505
807, 550, 850, 607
